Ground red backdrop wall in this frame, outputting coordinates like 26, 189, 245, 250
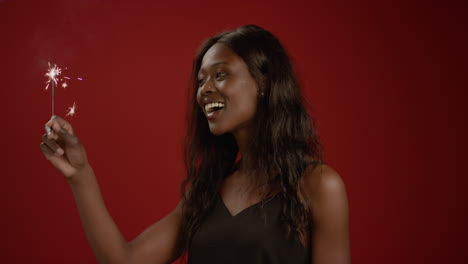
2, 0, 467, 263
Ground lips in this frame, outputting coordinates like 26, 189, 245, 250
204, 102, 225, 113
200, 98, 225, 121
206, 107, 223, 121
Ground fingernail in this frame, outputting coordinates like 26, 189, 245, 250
45, 125, 52, 134
56, 148, 64, 155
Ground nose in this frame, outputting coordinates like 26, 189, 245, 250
199, 78, 216, 96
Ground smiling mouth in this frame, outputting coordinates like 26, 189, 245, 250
206, 108, 223, 121
205, 102, 225, 113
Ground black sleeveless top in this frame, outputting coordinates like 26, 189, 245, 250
188, 192, 311, 263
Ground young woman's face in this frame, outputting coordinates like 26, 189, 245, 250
197, 43, 259, 136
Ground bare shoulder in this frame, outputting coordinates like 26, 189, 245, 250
303, 164, 346, 197
302, 163, 348, 213
302, 163, 351, 262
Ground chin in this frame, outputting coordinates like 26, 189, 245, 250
209, 128, 225, 136
208, 124, 228, 136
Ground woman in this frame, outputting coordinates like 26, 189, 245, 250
40, 25, 350, 264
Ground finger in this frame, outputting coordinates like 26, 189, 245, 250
42, 134, 64, 155
46, 115, 75, 136
40, 142, 55, 158
41, 142, 75, 175
47, 131, 59, 141
45, 124, 52, 134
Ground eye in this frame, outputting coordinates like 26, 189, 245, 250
198, 78, 205, 87
215, 71, 228, 81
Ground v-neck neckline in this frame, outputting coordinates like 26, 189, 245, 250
217, 192, 280, 217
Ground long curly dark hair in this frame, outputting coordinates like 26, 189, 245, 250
176, 24, 324, 258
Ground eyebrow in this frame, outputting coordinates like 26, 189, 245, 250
198, 61, 227, 75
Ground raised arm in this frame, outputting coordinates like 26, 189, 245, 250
304, 164, 351, 264
40, 116, 183, 264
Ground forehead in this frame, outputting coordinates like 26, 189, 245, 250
199, 43, 241, 73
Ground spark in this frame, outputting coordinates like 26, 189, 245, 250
62, 82, 68, 88
63, 76, 71, 80
66, 102, 76, 117
45, 62, 61, 90
77, 77, 83, 81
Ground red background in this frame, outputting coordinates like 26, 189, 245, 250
2, 0, 467, 263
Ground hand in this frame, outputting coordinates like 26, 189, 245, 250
40, 116, 90, 180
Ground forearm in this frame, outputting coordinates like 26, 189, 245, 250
69, 166, 130, 264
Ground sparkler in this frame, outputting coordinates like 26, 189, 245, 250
44, 62, 83, 118
45, 62, 61, 116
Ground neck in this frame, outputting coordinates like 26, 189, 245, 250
232, 126, 278, 197
232, 126, 254, 173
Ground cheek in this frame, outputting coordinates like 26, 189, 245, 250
218, 78, 259, 123
228, 94, 258, 119
195, 90, 203, 107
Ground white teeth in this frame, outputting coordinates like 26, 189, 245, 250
204, 102, 225, 112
